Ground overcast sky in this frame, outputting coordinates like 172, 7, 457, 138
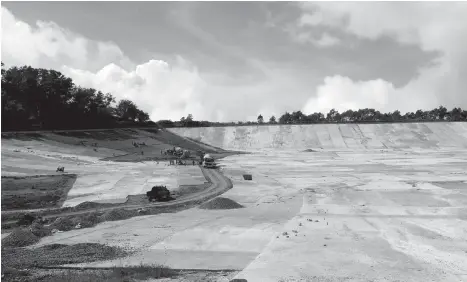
2, 2, 467, 122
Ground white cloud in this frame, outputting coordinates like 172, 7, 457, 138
1, 7, 209, 121
285, 21, 341, 48
1, 8, 133, 71
303, 75, 440, 114
290, 29, 340, 47
301, 2, 467, 114
2, 6, 309, 122
2, 7, 317, 122
314, 32, 340, 47
62, 59, 207, 122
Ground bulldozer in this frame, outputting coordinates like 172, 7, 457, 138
146, 185, 171, 202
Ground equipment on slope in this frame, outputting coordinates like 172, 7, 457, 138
203, 154, 217, 168
146, 186, 171, 202
56, 166, 65, 172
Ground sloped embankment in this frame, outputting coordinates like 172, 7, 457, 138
169, 122, 467, 151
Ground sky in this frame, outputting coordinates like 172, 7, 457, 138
2, 1, 467, 122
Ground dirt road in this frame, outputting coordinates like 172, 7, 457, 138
2, 167, 233, 226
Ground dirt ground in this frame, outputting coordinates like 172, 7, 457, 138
1, 174, 77, 210
9, 123, 467, 281
1, 267, 238, 282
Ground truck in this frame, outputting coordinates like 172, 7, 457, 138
203, 154, 217, 168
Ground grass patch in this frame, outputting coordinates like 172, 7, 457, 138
1, 174, 77, 210
1, 243, 128, 269
1, 264, 175, 282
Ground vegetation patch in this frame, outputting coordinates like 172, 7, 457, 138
1, 63, 153, 131
1, 243, 128, 270
99, 208, 138, 222
1, 174, 77, 210
1, 228, 40, 248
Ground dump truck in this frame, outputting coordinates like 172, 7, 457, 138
203, 154, 216, 168
146, 186, 171, 202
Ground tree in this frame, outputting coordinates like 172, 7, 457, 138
257, 114, 264, 124
326, 109, 340, 122
136, 110, 150, 122
291, 111, 306, 123
269, 115, 276, 124
392, 110, 401, 121
438, 106, 448, 120
307, 112, 325, 123
1, 63, 151, 131
180, 114, 194, 127
279, 112, 292, 124
115, 99, 139, 121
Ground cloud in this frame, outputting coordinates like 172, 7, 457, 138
289, 28, 340, 47
1, 7, 133, 71
62, 58, 207, 121
1, 6, 316, 122
301, 2, 467, 114
303, 75, 440, 114
1, 7, 209, 121
312, 32, 340, 47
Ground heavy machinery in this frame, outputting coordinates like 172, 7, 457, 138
146, 185, 171, 202
203, 154, 217, 168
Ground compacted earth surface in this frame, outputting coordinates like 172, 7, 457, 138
2, 123, 467, 282
1, 174, 77, 210
1, 128, 238, 281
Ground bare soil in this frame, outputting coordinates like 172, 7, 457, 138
1, 266, 237, 282
1, 243, 129, 282
1, 174, 77, 211
199, 197, 244, 210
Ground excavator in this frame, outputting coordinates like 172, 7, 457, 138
146, 186, 171, 202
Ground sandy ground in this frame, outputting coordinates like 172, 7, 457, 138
29, 147, 467, 281
4, 123, 467, 281
1, 136, 207, 207
219, 150, 467, 282
169, 122, 467, 152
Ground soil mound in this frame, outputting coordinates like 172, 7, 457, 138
30, 222, 52, 237
74, 201, 102, 210
199, 197, 244, 210
2, 228, 39, 247
51, 217, 75, 231
100, 209, 136, 221
78, 212, 102, 228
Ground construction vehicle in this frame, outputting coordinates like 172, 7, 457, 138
146, 186, 171, 202
203, 154, 217, 168
181, 149, 190, 159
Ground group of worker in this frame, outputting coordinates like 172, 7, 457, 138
168, 159, 197, 166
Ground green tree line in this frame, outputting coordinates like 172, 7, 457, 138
161, 107, 467, 128
1, 63, 153, 131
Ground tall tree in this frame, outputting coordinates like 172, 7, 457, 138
257, 114, 264, 124
115, 99, 139, 121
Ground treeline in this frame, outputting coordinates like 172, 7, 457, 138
159, 107, 467, 128
1, 63, 154, 131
